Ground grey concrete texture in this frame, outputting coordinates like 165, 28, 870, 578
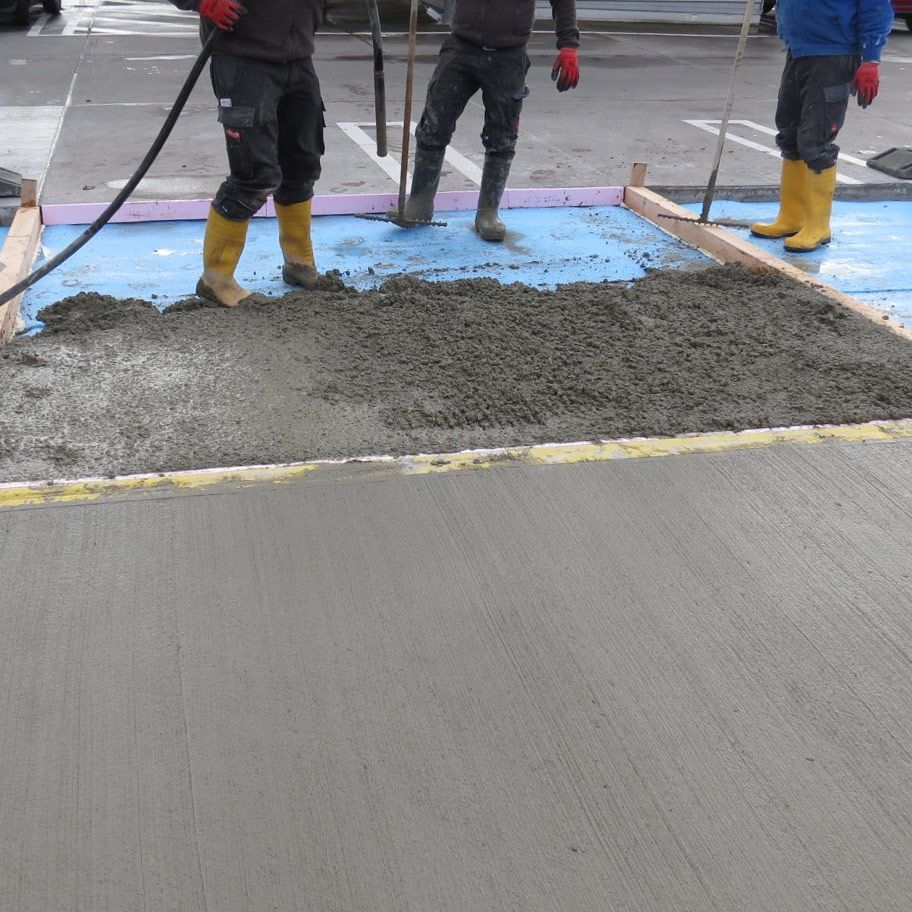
3, 265, 912, 482
3, 438, 912, 910
4, 20, 912, 203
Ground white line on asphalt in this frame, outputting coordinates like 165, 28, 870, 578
71, 101, 189, 106
124, 55, 198, 60
725, 119, 870, 169
325, 30, 766, 40
882, 54, 912, 63
336, 122, 483, 186
89, 28, 197, 34
684, 119, 863, 184
27, 13, 49, 36
92, 17, 194, 26
431, 123, 483, 184
337, 122, 408, 184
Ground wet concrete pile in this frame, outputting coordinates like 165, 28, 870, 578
2, 265, 911, 482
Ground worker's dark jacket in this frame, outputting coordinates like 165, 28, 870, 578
169, 0, 325, 61
452, 0, 579, 49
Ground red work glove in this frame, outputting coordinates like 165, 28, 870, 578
551, 47, 580, 92
851, 61, 879, 109
198, 0, 245, 30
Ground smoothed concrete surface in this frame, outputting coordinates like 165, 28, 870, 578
3, 440, 912, 910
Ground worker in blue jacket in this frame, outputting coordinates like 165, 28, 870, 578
751, 0, 894, 251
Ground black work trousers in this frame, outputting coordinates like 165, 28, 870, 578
415, 35, 530, 160
774, 52, 858, 173
209, 54, 325, 221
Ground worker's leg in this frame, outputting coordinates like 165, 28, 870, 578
202, 55, 283, 306
275, 57, 325, 287
475, 45, 530, 241
786, 54, 856, 252
751, 52, 808, 239
405, 37, 479, 222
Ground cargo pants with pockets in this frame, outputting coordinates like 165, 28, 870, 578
414, 35, 531, 161
209, 54, 325, 220
774, 52, 858, 172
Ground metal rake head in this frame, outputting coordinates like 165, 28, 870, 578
355, 211, 448, 228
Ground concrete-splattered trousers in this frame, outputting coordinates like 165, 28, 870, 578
209, 54, 325, 221
414, 35, 531, 161
774, 52, 858, 173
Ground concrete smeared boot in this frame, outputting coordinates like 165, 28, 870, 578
403, 146, 446, 224
197, 206, 252, 308
750, 158, 807, 239
475, 154, 512, 242
784, 165, 837, 252
276, 199, 319, 288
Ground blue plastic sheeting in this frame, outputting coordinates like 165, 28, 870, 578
689, 200, 912, 329
20, 206, 708, 323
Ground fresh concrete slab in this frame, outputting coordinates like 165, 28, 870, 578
20, 205, 705, 317
687, 198, 912, 328
5, 264, 912, 482
3, 439, 912, 910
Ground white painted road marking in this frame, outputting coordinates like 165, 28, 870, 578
28, 0, 197, 37
337, 122, 409, 185
684, 119, 865, 184
337, 121, 482, 187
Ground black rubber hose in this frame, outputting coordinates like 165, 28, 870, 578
0, 29, 218, 311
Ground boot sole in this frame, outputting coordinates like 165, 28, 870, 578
195, 278, 251, 308
784, 237, 831, 253
750, 228, 801, 239
282, 266, 319, 289
475, 225, 506, 242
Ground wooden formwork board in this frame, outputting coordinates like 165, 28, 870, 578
0, 180, 41, 344
624, 184, 912, 343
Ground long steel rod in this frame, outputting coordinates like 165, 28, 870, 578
397, 0, 419, 217
366, 0, 388, 157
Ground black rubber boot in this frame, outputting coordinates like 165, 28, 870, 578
403, 147, 446, 223
475, 154, 512, 242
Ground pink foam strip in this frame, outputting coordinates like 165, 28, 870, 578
40, 186, 624, 226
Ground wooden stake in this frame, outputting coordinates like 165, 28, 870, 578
628, 162, 647, 188
21, 178, 38, 209
0, 180, 42, 343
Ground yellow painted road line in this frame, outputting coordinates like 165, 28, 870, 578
2, 419, 911, 509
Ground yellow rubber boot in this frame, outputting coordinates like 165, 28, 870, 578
197, 207, 252, 308
275, 199, 318, 289
785, 165, 837, 252
750, 158, 807, 239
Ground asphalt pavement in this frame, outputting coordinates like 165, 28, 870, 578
3, 3, 912, 209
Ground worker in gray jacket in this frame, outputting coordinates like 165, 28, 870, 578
404, 0, 580, 241
169, 0, 326, 306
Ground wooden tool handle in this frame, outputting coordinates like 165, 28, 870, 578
397, 0, 419, 217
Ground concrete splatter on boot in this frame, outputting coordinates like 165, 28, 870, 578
196, 206, 252, 308
475, 154, 512, 242
403, 147, 446, 224
276, 199, 319, 288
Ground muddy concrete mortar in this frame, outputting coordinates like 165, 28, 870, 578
2, 265, 912, 482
